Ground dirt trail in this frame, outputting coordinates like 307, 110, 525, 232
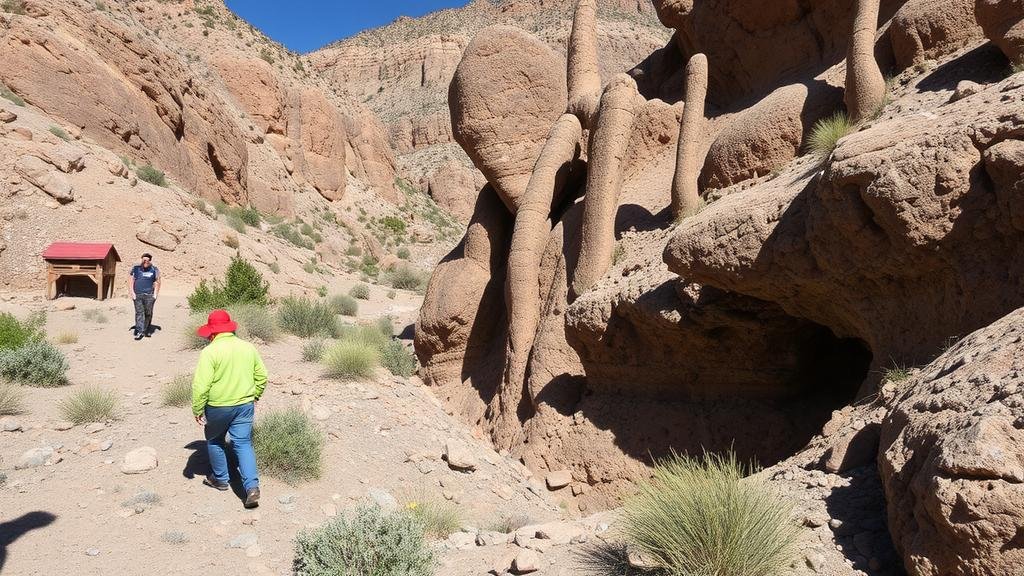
0, 294, 602, 576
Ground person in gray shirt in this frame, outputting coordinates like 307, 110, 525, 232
129, 253, 161, 340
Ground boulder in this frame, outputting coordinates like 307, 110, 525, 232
890, 0, 983, 69
427, 162, 480, 224
880, 306, 1024, 576
136, 222, 180, 252
16, 446, 57, 469
449, 25, 567, 212
976, 0, 1024, 65
444, 440, 477, 471
16, 154, 74, 203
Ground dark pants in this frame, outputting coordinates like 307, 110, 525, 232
133, 293, 155, 335
204, 403, 259, 491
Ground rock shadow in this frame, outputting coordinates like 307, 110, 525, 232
823, 465, 906, 575
915, 44, 1009, 93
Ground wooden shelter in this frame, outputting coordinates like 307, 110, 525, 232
41, 243, 121, 300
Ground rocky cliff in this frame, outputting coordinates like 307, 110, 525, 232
416, 0, 1024, 574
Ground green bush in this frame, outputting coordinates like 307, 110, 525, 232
277, 297, 338, 338
293, 505, 434, 576
60, 386, 119, 424
226, 214, 247, 234
48, 126, 70, 141
379, 216, 407, 235
349, 283, 370, 300
161, 374, 192, 407
396, 246, 410, 260
253, 408, 323, 483
274, 223, 314, 249
0, 83, 24, 105
621, 451, 800, 576
0, 341, 69, 387
136, 164, 167, 187
374, 316, 393, 337
345, 245, 362, 257
403, 496, 461, 539
323, 340, 379, 380
385, 264, 428, 292
316, 285, 328, 298
0, 382, 25, 415
330, 294, 358, 317
806, 112, 852, 158
337, 324, 389, 351
188, 255, 269, 312
302, 339, 326, 362
259, 47, 275, 64
232, 205, 261, 227
380, 340, 416, 378
0, 311, 45, 350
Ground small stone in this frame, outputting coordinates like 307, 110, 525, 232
277, 494, 297, 505
627, 547, 658, 569
546, 470, 572, 490
447, 531, 476, 550
476, 531, 508, 546
85, 422, 105, 434
227, 532, 258, 549
805, 552, 825, 572
121, 446, 158, 474
511, 549, 540, 574
52, 421, 75, 431
85, 548, 100, 557
444, 440, 476, 471
55, 300, 76, 311
1, 417, 22, 432
0, 110, 16, 123
16, 446, 56, 469
366, 488, 397, 513
950, 80, 982, 103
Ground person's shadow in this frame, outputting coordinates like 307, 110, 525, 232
0, 511, 57, 571
183, 441, 248, 504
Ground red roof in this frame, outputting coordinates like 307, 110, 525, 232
42, 242, 121, 262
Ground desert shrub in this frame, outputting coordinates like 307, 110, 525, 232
259, 47, 274, 64
345, 244, 362, 257
0, 341, 68, 387
375, 316, 393, 337
274, 223, 314, 249
323, 340, 379, 380
268, 262, 280, 274
226, 214, 246, 233
386, 290, 396, 300
277, 297, 338, 338
0, 382, 25, 415
330, 294, 358, 317
0, 83, 24, 105
621, 451, 800, 576
184, 303, 278, 349
349, 283, 370, 300
188, 255, 269, 312
0, 311, 45, 350
385, 264, 429, 292
60, 386, 119, 424
380, 340, 416, 378
232, 205, 261, 227
48, 126, 70, 141
883, 365, 911, 383
806, 112, 852, 158
316, 285, 328, 298
485, 514, 532, 534
223, 233, 240, 249
161, 374, 192, 407
55, 331, 78, 345
403, 495, 461, 539
82, 309, 108, 324
136, 164, 167, 187
253, 408, 323, 483
337, 324, 389, 351
396, 246, 411, 260
302, 339, 326, 362
293, 505, 434, 576
379, 216, 407, 236
1, 1, 25, 16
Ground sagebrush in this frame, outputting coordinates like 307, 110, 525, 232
330, 294, 358, 317
293, 505, 434, 576
620, 451, 800, 576
323, 340, 379, 380
349, 283, 370, 300
136, 164, 167, 187
403, 495, 461, 539
0, 341, 69, 387
161, 374, 192, 407
302, 339, 326, 362
253, 408, 324, 483
0, 382, 25, 416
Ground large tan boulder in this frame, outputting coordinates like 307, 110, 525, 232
427, 162, 482, 224
16, 154, 73, 203
976, 0, 1024, 65
288, 88, 347, 202
890, 0, 984, 69
880, 306, 1024, 576
449, 25, 567, 213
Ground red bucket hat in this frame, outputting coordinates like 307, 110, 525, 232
196, 309, 238, 339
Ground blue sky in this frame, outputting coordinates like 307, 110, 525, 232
225, 0, 469, 53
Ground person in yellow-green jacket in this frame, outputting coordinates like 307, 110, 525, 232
192, 309, 267, 508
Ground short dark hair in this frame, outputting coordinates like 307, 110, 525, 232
141, 253, 152, 260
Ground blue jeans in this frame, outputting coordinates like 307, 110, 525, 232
204, 402, 259, 491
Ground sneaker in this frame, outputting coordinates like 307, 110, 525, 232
134, 332, 144, 341
203, 475, 230, 491
243, 487, 260, 508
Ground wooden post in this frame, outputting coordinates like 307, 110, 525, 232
95, 264, 103, 300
